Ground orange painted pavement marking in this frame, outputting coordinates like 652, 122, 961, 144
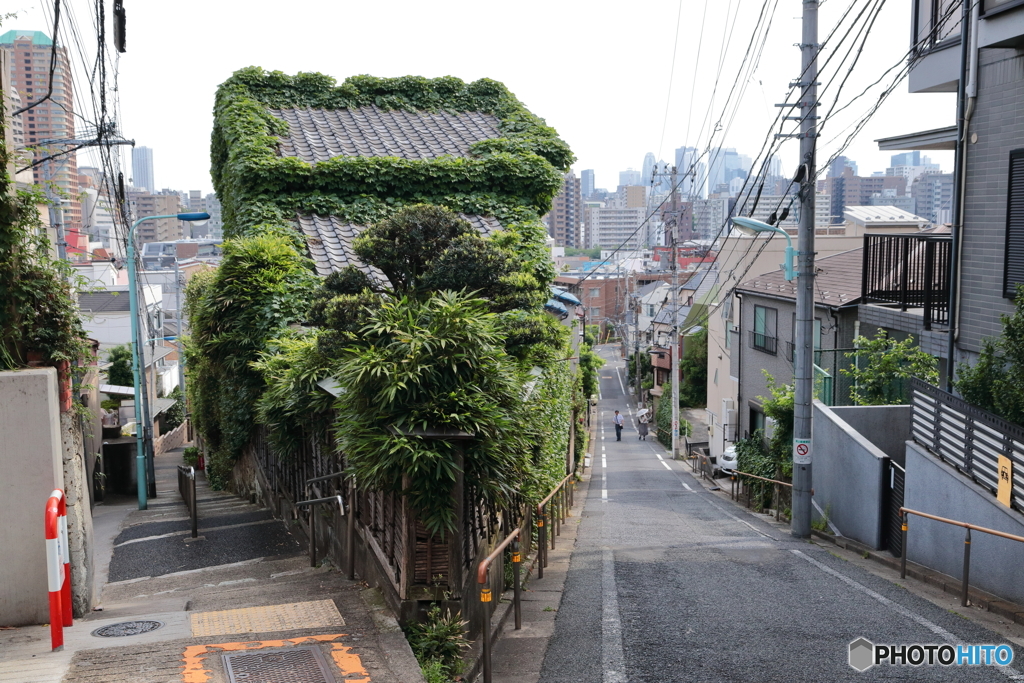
181, 634, 369, 683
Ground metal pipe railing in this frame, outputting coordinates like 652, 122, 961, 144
296, 495, 345, 569
305, 473, 355, 579
729, 470, 792, 522
536, 472, 574, 579
177, 465, 197, 538
477, 528, 522, 683
899, 507, 1024, 607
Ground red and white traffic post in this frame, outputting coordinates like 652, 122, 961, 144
44, 489, 73, 651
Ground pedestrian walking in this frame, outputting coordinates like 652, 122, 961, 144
613, 410, 624, 441
637, 408, 649, 441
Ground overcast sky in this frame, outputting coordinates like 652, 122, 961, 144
8, 0, 956, 196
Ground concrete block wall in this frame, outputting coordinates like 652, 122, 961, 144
811, 401, 888, 549
905, 441, 1024, 605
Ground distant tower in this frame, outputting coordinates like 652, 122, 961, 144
132, 146, 155, 192
544, 172, 583, 248
1, 30, 84, 255
642, 153, 657, 186
581, 169, 595, 199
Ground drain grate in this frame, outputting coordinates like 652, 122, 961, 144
91, 620, 164, 638
223, 645, 337, 683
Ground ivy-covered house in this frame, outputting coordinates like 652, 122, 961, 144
190, 68, 586, 625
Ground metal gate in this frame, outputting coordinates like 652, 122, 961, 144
884, 460, 905, 557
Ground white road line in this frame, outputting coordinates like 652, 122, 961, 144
682, 482, 693, 491
661, 461, 672, 470
655, 453, 664, 461
615, 366, 627, 402
602, 544, 626, 683
791, 549, 1023, 680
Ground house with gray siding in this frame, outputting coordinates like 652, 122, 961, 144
882, 0, 1024, 369
734, 249, 862, 439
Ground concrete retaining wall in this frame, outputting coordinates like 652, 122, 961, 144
0, 369, 65, 626
812, 401, 887, 549
905, 441, 1024, 605
829, 405, 911, 465
154, 420, 188, 455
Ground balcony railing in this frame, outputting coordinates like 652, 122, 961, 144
750, 331, 777, 355
861, 233, 951, 330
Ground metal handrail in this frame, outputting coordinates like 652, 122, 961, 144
296, 495, 345, 569
177, 465, 197, 538
536, 472, 575, 579
305, 473, 355, 580
477, 528, 523, 683
729, 470, 792, 521
899, 507, 1024, 607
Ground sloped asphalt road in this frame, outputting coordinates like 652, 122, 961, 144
539, 345, 1022, 682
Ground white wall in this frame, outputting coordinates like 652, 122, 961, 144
0, 368, 65, 625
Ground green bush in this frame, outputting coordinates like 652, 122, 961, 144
405, 603, 466, 680
183, 446, 200, 467
654, 380, 693, 448
105, 344, 134, 387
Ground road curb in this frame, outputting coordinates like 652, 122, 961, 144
810, 529, 1024, 626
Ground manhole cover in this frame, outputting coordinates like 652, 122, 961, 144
224, 646, 337, 683
91, 620, 164, 637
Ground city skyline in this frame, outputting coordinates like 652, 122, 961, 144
5, 0, 956, 197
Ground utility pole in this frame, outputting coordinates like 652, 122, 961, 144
670, 234, 680, 459
791, 0, 819, 539
634, 292, 641, 408
175, 260, 186, 404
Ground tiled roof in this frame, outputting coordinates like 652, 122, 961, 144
78, 291, 131, 313
737, 248, 863, 307
298, 213, 503, 278
271, 106, 502, 163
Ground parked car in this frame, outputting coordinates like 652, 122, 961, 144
716, 446, 738, 475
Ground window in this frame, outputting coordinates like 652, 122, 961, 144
589, 288, 600, 298
913, 0, 961, 50
589, 307, 601, 318
752, 305, 778, 354
647, 304, 655, 317
1004, 149, 1024, 298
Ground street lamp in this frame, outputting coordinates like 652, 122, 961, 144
129, 212, 209, 509
730, 216, 797, 282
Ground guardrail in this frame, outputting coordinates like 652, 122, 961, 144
44, 489, 73, 651
304, 472, 355, 579
177, 465, 197, 539
476, 528, 523, 683
729, 470, 792, 521
536, 472, 574, 579
899, 507, 1024, 607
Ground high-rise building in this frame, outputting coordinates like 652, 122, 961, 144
586, 206, 647, 250
886, 153, 941, 186
825, 169, 906, 225
642, 153, 656, 188
580, 169, 595, 199
132, 146, 155, 192
1, 30, 83, 255
890, 151, 920, 167
674, 146, 706, 199
129, 190, 182, 244
619, 168, 642, 187
910, 173, 954, 225
544, 172, 583, 247
827, 156, 858, 178
692, 196, 736, 240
